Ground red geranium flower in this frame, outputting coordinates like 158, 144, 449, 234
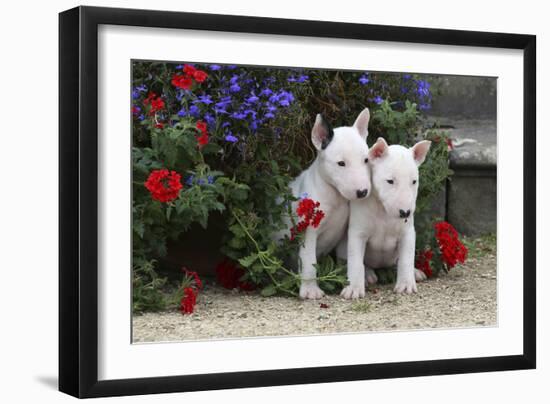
415, 248, 434, 278
196, 120, 208, 133
171, 73, 193, 90
193, 70, 208, 83
144, 169, 183, 203
182, 267, 203, 290
154, 122, 164, 129
180, 287, 197, 314
195, 120, 209, 147
434, 221, 468, 269
290, 198, 325, 240
215, 259, 256, 290
183, 64, 197, 76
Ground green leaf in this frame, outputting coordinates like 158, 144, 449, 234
260, 285, 277, 297
238, 253, 258, 268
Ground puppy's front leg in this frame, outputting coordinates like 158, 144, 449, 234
299, 228, 324, 299
341, 228, 367, 299
394, 225, 417, 294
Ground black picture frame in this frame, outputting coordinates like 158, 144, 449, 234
59, 5, 536, 398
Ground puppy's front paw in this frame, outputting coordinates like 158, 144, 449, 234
341, 283, 366, 299
394, 278, 417, 294
299, 282, 325, 300
415, 269, 427, 282
365, 268, 378, 285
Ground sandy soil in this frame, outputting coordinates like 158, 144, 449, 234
132, 238, 496, 343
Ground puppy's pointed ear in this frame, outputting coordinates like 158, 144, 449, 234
368, 137, 389, 161
311, 114, 333, 150
353, 108, 370, 140
411, 140, 432, 166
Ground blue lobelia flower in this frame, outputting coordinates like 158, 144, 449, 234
203, 113, 216, 127
185, 175, 194, 186
260, 88, 273, 97
225, 133, 238, 143
207, 176, 214, 184
359, 75, 370, 85
189, 105, 201, 117
195, 94, 214, 105
209, 64, 222, 71
374, 96, 384, 105
231, 111, 247, 120
416, 80, 431, 97
246, 94, 259, 103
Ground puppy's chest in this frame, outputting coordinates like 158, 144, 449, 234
365, 219, 403, 263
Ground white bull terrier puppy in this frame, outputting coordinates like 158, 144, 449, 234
287, 109, 372, 299
340, 137, 431, 299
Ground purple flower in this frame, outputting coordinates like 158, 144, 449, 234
359, 75, 370, 85
195, 94, 214, 105
138, 114, 145, 121
185, 175, 194, 186
403, 74, 412, 80
260, 88, 273, 97
374, 96, 384, 105
288, 75, 309, 83
203, 113, 216, 126
246, 94, 259, 103
226, 65, 237, 69
209, 64, 222, 71
230, 83, 241, 93
189, 105, 200, 117
175, 64, 183, 69
207, 176, 214, 184
416, 80, 431, 97
231, 111, 247, 120
277, 90, 294, 107
225, 133, 238, 143
177, 108, 188, 117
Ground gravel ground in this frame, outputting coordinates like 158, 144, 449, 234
133, 238, 496, 343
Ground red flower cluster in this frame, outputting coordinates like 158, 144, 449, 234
171, 64, 208, 90
180, 287, 197, 314
435, 221, 468, 269
215, 259, 256, 291
144, 169, 183, 203
143, 92, 165, 115
415, 248, 434, 278
179, 267, 204, 315
290, 198, 325, 240
196, 120, 209, 147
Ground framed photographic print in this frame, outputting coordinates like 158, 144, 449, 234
59, 5, 536, 398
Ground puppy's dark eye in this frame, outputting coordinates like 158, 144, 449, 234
412, 180, 417, 185
337, 161, 346, 167
387, 179, 394, 184
364, 158, 369, 163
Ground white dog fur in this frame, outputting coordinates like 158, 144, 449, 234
339, 137, 431, 299
285, 108, 372, 299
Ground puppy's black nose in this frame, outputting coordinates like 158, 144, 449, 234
399, 209, 411, 218
356, 188, 369, 199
